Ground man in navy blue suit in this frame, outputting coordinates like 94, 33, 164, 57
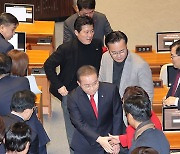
67, 65, 124, 154
163, 40, 180, 109
0, 13, 19, 53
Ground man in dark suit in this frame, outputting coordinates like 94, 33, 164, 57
163, 40, 180, 109
0, 13, 19, 53
0, 53, 50, 154
63, 0, 112, 44
124, 95, 170, 154
2, 90, 39, 154
67, 65, 124, 154
44, 16, 102, 153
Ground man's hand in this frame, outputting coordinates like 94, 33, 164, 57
108, 134, 120, 145
112, 144, 120, 154
58, 86, 68, 96
163, 96, 176, 106
96, 136, 113, 153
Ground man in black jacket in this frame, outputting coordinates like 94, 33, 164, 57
44, 16, 102, 153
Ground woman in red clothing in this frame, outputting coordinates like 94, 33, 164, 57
110, 86, 162, 149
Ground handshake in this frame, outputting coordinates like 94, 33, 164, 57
96, 134, 120, 154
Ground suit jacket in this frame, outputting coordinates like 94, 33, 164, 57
99, 50, 154, 102
0, 75, 50, 153
44, 38, 102, 101
67, 82, 124, 153
63, 11, 112, 43
0, 33, 14, 53
129, 121, 170, 154
2, 114, 39, 154
166, 69, 180, 110
0, 75, 30, 115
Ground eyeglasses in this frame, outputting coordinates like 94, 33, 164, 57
110, 49, 127, 56
81, 80, 99, 89
171, 54, 180, 59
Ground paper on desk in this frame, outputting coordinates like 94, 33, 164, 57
25, 75, 42, 94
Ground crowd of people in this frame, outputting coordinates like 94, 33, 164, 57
1, 0, 180, 153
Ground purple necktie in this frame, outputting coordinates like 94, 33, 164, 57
172, 70, 180, 96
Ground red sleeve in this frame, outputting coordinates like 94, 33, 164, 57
151, 111, 162, 130
119, 125, 135, 148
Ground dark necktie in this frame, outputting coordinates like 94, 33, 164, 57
172, 70, 180, 96
90, 95, 98, 119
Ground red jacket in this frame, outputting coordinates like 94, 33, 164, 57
119, 111, 162, 148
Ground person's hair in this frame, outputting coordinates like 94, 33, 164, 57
74, 16, 94, 33
0, 13, 19, 26
175, 45, 180, 56
170, 40, 180, 51
7, 50, 29, 77
77, 0, 96, 11
5, 122, 31, 152
131, 146, 159, 154
0, 116, 5, 143
123, 86, 150, 102
105, 31, 128, 47
0, 53, 12, 75
10, 90, 36, 112
77, 65, 98, 82
123, 95, 151, 122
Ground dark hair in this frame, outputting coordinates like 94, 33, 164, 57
7, 50, 29, 77
131, 146, 159, 154
170, 40, 180, 50
123, 95, 151, 122
0, 13, 19, 26
77, 0, 96, 11
0, 53, 12, 75
74, 16, 94, 32
10, 90, 36, 112
0, 116, 5, 143
123, 86, 150, 102
77, 65, 98, 81
105, 31, 128, 47
5, 122, 31, 152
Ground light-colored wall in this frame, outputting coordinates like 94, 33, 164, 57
96, 0, 180, 51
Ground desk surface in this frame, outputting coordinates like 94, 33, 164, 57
16, 21, 55, 36
135, 50, 171, 66
27, 50, 50, 64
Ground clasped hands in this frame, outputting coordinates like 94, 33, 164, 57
96, 134, 120, 154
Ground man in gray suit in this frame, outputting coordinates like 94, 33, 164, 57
0, 13, 19, 53
63, 0, 112, 44
99, 31, 154, 125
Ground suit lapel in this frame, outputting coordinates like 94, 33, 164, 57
78, 87, 98, 120
72, 39, 79, 74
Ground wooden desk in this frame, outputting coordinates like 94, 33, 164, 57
135, 50, 171, 77
36, 86, 43, 123
16, 21, 55, 53
164, 132, 180, 149
153, 86, 169, 115
153, 86, 180, 149
27, 50, 52, 116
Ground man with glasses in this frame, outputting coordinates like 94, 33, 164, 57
163, 40, 180, 108
99, 31, 154, 125
63, 0, 112, 44
67, 65, 124, 154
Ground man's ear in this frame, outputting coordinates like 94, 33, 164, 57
77, 81, 80, 86
74, 30, 78, 37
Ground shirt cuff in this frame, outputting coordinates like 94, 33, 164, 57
175, 97, 179, 106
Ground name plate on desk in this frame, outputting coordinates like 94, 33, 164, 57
153, 79, 163, 87
163, 106, 180, 131
135, 45, 152, 52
